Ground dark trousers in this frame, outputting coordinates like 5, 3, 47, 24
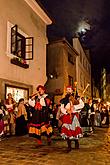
90, 114, 95, 131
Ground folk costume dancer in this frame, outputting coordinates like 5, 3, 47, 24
29, 85, 53, 146
60, 86, 84, 152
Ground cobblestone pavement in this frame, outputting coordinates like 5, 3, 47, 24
0, 127, 110, 165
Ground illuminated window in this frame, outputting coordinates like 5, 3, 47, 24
5, 85, 29, 102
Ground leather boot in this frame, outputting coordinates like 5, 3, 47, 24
74, 139, 79, 149
47, 137, 51, 146
67, 138, 71, 152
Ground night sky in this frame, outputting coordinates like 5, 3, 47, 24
39, 0, 110, 84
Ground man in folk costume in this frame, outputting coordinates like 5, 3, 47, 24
29, 85, 53, 146
86, 99, 95, 133
60, 86, 84, 152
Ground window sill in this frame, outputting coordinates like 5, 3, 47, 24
10, 58, 29, 69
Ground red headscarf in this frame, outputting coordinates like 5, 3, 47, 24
66, 86, 73, 90
36, 85, 46, 92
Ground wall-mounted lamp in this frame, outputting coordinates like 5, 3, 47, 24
48, 69, 59, 79
49, 74, 54, 79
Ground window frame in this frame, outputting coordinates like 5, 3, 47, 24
7, 21, 33, 60
5, 84, 29, 102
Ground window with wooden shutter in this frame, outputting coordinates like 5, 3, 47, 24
25, 37, 33, 60
11, 25, 17, 55
11, 25, 33, 60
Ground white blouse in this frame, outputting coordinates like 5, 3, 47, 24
28, 94, 48, 107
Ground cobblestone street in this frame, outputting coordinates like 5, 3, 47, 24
0, 127, 110, 165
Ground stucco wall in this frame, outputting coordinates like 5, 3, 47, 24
46, 43, 64, 94
47, 43, 64, 77
0, 0, 48, 94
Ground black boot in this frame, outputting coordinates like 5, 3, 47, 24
66, 138, 71, 152
47, 137, 51, 146
74, 139, 79, 149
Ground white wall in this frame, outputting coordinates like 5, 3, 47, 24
0, 0, 49, 92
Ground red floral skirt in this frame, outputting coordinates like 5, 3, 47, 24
61, 113, 82, 139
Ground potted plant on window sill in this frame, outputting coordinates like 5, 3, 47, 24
10, 57, 29, 69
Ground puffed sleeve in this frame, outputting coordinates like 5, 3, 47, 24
28, 98, 35, 107
60, 104, 67, 114
74, 99, 84, 111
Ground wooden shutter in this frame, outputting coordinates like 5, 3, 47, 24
11, 25, 17, 55
25, 37, 33, 60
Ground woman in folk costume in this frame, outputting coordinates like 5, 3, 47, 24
15, 98, 28, 136
4, 93, 16, 136
29, 85, 53, 146
60, 86, 84, 152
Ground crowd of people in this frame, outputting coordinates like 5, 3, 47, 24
0, 93, 28, 138
0, 85, 110, 152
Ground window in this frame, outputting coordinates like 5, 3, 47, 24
11, 25, 33, 60
7, 21, 33, 61
68, 53, 74, 64
68, 75, 73, 87
5, 84, 29, 103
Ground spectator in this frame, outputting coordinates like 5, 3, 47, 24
4, 93, 16, 136
0, 108, 4, 141
15, 98, 28, 136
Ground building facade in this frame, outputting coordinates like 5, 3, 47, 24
45, 38, 78, 103
0, 0, 52, 101
73, 38, 92, 98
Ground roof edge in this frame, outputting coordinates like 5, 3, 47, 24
48, 38, 79, 56
24, 0, 52, 25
